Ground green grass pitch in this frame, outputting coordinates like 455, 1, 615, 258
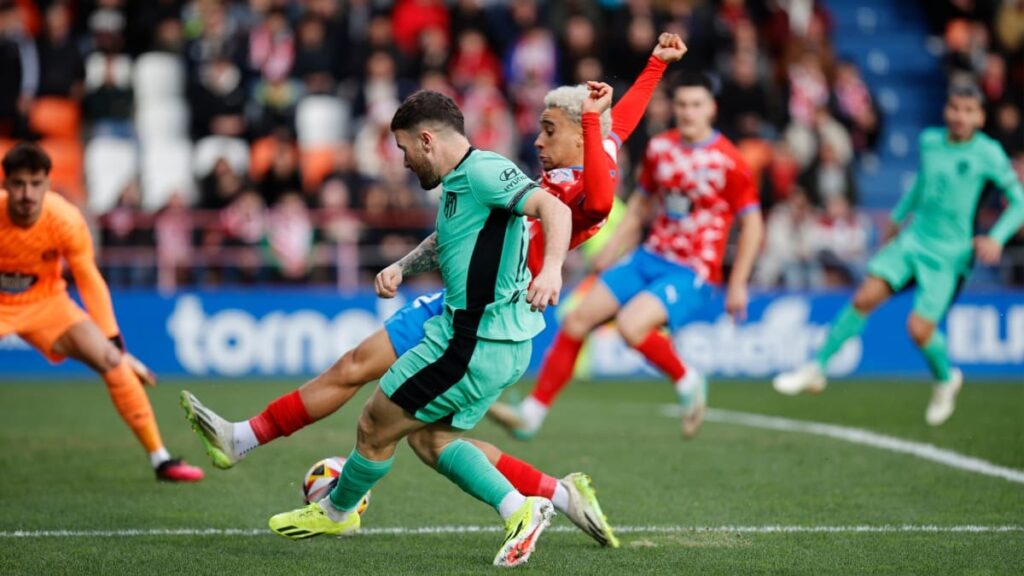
1, 378, 1022, 575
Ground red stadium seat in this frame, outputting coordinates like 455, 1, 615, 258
301, 147, 336, 191
29, 97, 82, 140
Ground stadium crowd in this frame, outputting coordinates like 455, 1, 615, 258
0, 0, 1020, 289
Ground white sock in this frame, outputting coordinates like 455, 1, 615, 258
149, 447, 171, 469
232, 421, 260, 458
497, 492, 528, 521
519, 396, 548, 431
551, 481, 570, 513
317, 496, 352, 522
675, 370, 697, 396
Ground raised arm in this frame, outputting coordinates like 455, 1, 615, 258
520, 190, 572, 312
580, 81, 615, 222
375, 232, 438, 298
610, 33, 686, 143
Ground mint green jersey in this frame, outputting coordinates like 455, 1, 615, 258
436, 148, 543, 342
892, 128, 1024, 272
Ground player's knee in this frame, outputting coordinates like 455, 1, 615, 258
615, 312, 645, 346
852, 289, 878, 313
907, 316, 933, 347
354, 412, 383, 454
562, 309, 592, 338
97, 344, 122, 373
331, 351, 362, 388
405, 432, 441, 467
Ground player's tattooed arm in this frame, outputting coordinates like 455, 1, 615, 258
376, 232, 439, 299
396, 232, 439, 275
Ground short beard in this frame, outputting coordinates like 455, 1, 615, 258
416, 167, 441, 190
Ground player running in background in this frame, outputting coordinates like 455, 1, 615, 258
267, 91, 573, 567
182, 33, 686, 546
0, 143, 203, 482
774, 84, 1024, 425
489, 72, 764, 441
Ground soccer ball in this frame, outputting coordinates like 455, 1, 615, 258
302, 456, 371, 515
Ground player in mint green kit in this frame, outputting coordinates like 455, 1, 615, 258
774, 84, 1024, 426
268, 91, 573, 568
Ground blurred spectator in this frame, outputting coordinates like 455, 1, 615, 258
463, 74, 517, 160
154, 191, 194, 291
558, 15, 597, 84
785, 107, 853, 172
811, 195, 871, 286
719, 50, 779, 141
35, 2, 84, 101
258, 142, 303, 207
100, 182, 152, 287
213, 190, 267, 285
755, 187, 822, 289
267, 193, 315, 282
292, 15, 338, 94
786, 50, 829, 127
449, 28, 501, 92
0, 0, 37, 136
249, 8, 295, 83
990, 102, 1024, 156
798, 139, 858, 207
829, 60, 880, 154
82, 51, 133, 138
189, 56, 247, 139
391, 0, 449, 58
414, 24, 450, 79
199, 157, 247, 210
996, 0, 1024, 53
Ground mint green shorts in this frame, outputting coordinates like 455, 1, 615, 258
867, 240, 965, 322
380, 314, 531, 430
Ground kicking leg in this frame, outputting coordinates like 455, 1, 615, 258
269, 386, 424, 539
53, 321, 202, 482
407, 427, 556, 566
181, 328, 396, 469
462, 438, 619, 547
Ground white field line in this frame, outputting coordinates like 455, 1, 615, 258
2, 525, 1022, 538
659, 406, 1024, 485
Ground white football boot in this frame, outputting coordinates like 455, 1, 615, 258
925, 368, 963, 426
773, 362, 827, 396
180, 391, 242, 469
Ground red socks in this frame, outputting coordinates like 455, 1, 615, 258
495, 453, 558, 499
248, 390, 312, 444
634, 330, 686, 382
531, 331, 584, 406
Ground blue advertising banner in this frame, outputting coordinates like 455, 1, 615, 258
1, 288, 1021, 379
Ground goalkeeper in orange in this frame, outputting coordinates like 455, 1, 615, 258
0, 142, 203, 482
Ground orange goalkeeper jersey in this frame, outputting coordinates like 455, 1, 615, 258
0, 190, 119, 337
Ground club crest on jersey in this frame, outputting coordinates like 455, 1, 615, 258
41, 249, 59, 262
443, 190, 458, 218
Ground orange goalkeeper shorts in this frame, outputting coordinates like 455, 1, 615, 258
0, 293, 90, 362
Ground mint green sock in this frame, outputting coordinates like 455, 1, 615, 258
816, 305, 868, 368
920, 330, 952, 382
436, 439, 515, 512
329, 449, 394, 512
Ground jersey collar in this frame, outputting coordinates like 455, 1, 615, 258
679, 130, 720, 149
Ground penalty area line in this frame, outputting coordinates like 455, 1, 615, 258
659, 406, 1024, 485
1, 525, 1022, 538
